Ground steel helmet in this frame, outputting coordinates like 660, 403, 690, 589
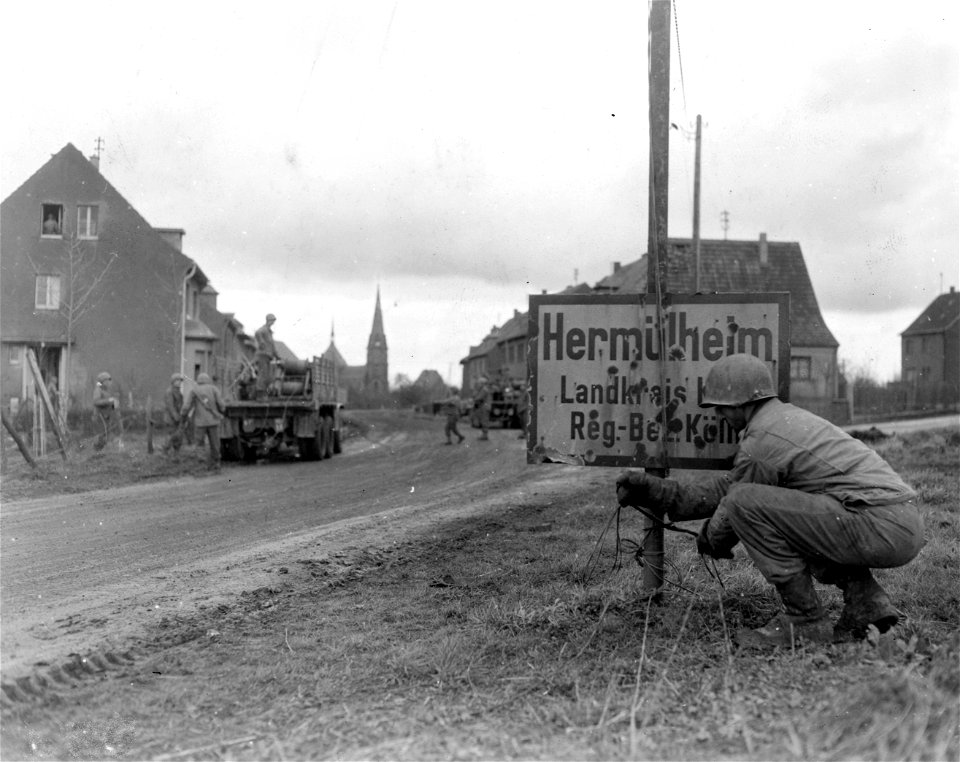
266, 313, 276, 322
699, 354, 777, 408
197, 372, 212, 384
170, 372, 184, 383
96, 371, 111, 382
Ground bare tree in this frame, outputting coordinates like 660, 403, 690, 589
56, 235, 118, 428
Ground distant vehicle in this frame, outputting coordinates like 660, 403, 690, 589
470, 381, 527, 430
219, 356, 346, 462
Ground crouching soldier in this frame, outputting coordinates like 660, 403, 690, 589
616, 353, 924, 648
181, 372, 226, 471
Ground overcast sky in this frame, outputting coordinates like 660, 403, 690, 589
2, 1, 956, 384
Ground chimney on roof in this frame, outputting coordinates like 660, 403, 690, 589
951, 286, 956, 294
613, 261, 621, 273
514, 309, 520, 318
89, 154, 100, 170
759, 232, 768, 266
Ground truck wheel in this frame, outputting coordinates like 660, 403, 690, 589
221, 435, 242, 462
321, 416, 334, 459
298, 433, 321, 461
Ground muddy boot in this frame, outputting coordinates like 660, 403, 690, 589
833, 570, 900, 642
737, 575, 832, 649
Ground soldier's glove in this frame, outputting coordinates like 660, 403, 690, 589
615, 470, 673, 512
696, 519, 735, 560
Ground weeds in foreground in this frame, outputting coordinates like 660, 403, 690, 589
2, 428, 958, 761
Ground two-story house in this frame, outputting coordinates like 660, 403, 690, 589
1, 143, 216, 414
461, 234, 845, 422
592, 234, 842, 420
901, 286, 959, 409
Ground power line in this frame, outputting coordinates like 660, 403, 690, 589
672, 0, 687, 115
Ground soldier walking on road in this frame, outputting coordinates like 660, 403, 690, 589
441, 387, 465, 445
181, 372, 226, 471
616, 354, 924, 649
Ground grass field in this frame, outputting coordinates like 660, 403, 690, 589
2, 426, 957, 760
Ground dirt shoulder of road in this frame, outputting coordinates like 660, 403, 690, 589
1, 422, 605, 681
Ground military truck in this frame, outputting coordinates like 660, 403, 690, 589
470, 381, 527, 429
219, 356, 346, 462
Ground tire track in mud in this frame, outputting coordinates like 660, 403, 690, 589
1, 414, 603, 706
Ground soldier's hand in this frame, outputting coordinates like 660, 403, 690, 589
696, 520, 735, 560
615, 470, 651, 507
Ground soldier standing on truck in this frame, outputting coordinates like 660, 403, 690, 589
181, 372, 226, 471
254, 313, 279, 399
441, 387, 466, 445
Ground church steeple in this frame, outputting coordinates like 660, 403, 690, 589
364, 286, 389, 396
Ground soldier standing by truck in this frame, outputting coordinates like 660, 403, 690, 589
254, 313, 279, 399
474, 376, 491, 441
181, 372, 226, 471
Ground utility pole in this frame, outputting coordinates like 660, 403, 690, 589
693, 115, 702, 293
720, 210, 730, 240
643, 0, 671, 599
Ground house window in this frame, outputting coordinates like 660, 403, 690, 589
790, 356, 812, 381
35, 274, 61, 309
77, 205, 99, 239
41, 204, 63, 237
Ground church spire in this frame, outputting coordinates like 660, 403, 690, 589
365, 286, 389, 396
369, 286, 385, 342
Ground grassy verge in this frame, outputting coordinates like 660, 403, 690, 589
2, 428, 957, 760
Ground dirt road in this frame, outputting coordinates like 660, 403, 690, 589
1, 413, 597, 681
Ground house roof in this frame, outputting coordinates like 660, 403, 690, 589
185, 317, 217, 340
901, 289, 960, 336
497, 310, 528, 342
592, 237, 838, 347
275, 341, 299, 363
323, 340, 349, 369
461, 327, 502, 363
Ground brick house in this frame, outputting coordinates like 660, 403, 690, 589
460, 284, 594, 396
1, 143, 216, 416
592, 235, 842, 420
462, 234, 846, 422
901, 286, 959, 408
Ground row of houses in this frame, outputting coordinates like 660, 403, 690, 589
0, 143, 388, 421
459, 235, 958, 423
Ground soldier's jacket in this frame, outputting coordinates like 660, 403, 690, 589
181, 382, 225, 428
93, 382, 118, 415
164, 386, 183, 425
659, 398, 917, 546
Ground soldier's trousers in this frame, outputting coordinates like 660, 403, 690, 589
722, 483, 925, 585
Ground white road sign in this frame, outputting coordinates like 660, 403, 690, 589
527, 293, 790, 469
